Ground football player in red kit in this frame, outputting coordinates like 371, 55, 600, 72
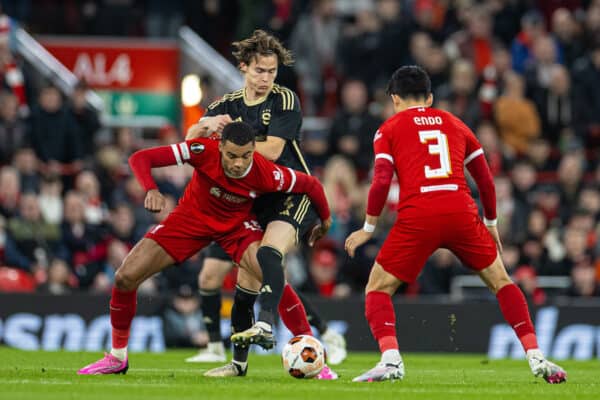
78, 122, 332, 376
345, 66, 566, 383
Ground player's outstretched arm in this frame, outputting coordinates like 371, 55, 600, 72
465, 151, 502, 253
128, 146, 181, 212
345, 157, 394, 257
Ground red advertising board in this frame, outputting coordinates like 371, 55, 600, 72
39, 37, 179, 92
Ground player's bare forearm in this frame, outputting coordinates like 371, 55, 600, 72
255, 136, 285, 161
344, 214, 378, 258
185, 122, 209, 139
144, 189, 166, 213
187, 114, 233, 139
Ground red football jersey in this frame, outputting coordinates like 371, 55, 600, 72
171, 138, 302, 233
373, 106, 483, 215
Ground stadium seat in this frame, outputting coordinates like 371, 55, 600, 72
0, 266, 37, 292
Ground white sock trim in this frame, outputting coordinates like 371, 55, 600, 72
110, 347, 127, 361
232, 360, 247, 370
381, 349, 401, 365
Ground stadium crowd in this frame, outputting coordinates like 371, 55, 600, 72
0, 0, 598, 305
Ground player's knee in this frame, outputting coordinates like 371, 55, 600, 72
490, 276, 514, 294
114, 267, 138, 291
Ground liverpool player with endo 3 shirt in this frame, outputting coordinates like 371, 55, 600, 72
345, 66, 567, 383
186, 29, 345, 373
77, 122, 332, 376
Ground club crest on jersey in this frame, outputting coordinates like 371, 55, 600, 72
374, 130, 383, 142
209, 187, 222, 198
190, 143, 205, 154
261, 109, 271, 125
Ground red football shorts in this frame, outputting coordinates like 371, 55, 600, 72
376, 211, 498, 283
145, 205, 263, 264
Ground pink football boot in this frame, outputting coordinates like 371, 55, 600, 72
78, 353, 129, 375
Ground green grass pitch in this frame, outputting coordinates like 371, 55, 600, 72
1, 347, 597, 400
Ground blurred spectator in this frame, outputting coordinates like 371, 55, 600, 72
290, 0, 340, 115
513, 265, 546, 304
567, 258, 600, 296
494, 71, 541, 154
577, 185, 600, 218
145, 0, 184, 38
375, 0, 413, 79
524, 35, 561, 96
511, 10, 550, 73
69, 80, 100, 159
495, 175, 528, 242
412, 0, 447, 39
301, 129, 330, 172
38, 175, 63, 225
421, 44, 449, 93
435, 59, 480, 128
300, 246, 340, 297
6, 192, 61, 275
475, 121, 505, 176
328, 79, 381, 174
59, 190, 102, 287
163, 284, 208, 348
0, 91, 28, 165
27, 84, 83, 178
444, 5, 494, 74
0, 21, 28, 116
533, 183, 562, 225
36, 258, 72, 295
527, 138, 557, 175
500, 243, 521, 273
551, 8, 585, 68
572, 41, 600, 146
74, 170, 106, 225
108, 203, 137, 244
557, 151, 585, 214
418, 249, 463, 295
91, 239, 129, 293
0, 165, 20, 218
480, 44, 512, 117
338, 9, 384, 89
489, 0, 524, 46
322, 156, 362, 244
542, 227, 589, 276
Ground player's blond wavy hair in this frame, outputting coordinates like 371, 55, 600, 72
232, 29, 294, 67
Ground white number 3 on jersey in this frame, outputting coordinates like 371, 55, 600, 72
419, 130, 452, 178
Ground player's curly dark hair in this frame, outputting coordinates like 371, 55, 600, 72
386, 65, 431, 100
222, 121, 255, 146
232, 29, 294, 67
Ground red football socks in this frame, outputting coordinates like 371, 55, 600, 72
278, 284, 312, 336
496, 283, 539, 351
365, 291, 399, 353
110, 287, 137, 349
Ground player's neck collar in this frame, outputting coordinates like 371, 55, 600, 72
243, 87, 271, 106
224, 160, 253, 179
406, 105, 428, 109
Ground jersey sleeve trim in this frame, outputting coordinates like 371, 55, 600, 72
464, 148, 484, 165
285, 167, 297, 193
484, 217, 498, 226
273, 86, 295, 111
171, 144, 183, 166
179, 142, 190, 161
375, 153, 394, 163
420, 184, 459, 193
